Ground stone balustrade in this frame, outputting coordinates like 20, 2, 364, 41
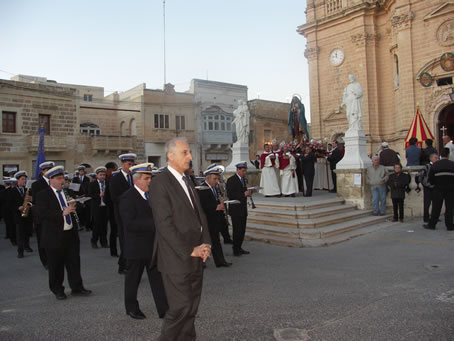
27, 135, 68, 153
91, 135, 136, 154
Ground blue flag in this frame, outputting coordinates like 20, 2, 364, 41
34, 127, 46, 179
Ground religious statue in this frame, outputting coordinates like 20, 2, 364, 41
288, 95, 309, 141
232, 100, 250, 145
341, 74, 364, 132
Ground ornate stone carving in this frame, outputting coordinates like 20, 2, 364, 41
351, 32, 381, 46
391, 11, 415, 30
436, 19, 454, 47
304, 46, 320, 60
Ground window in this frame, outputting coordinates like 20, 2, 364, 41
154, 114, 169, 129
2, 111, 16, 133
176, 115, 185, 130
39, 114, 51, 135
83, 94, 93, 102
80, 122, 101, 136
203, 114, 232, 131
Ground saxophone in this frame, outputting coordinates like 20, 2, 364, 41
21, 188, 32, 217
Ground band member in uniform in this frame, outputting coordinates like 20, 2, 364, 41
72, 165, 91, 230
110, 153, 136, 274
226, 161, 252, 257
36, 166, 92, 300
11, 171, 33, 258
88, 167, 109, 249
2, 178, 17, 246
150, 137, 211, 340
105, 162, 119, 257
31, 161, 55, 268
197, 166, 232, 268
119, 163, 168, 320
424, 148, 454, 231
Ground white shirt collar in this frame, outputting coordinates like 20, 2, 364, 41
134, 184, 147, 200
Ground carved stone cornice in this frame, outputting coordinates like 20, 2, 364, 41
391, 11, 415, 30
304, 46, 320, 60
351, 32, 381, 46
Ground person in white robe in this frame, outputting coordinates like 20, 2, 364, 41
259, 144, 281, 197
279, 145, 299, 197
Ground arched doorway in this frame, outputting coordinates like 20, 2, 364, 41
437, 103, 454, 150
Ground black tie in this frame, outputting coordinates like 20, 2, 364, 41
182, 176, 201, 225
127, 174, 133, 187
19, 187, 24, 197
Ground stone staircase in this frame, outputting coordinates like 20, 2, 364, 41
244, 196, 392, 247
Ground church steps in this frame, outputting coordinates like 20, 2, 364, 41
251, 197, 345, 211
248, 204, 356, 219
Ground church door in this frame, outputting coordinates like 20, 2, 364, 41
438, 103, 454, 150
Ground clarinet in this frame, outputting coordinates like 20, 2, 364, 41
243, 177, 256, 209
63, 188, 80, 228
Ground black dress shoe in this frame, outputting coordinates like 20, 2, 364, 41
71, 288, 92, 296
158, 312, 166, 319
216, 262, 232, 268
240, 249, 250, 255
111, 253, 119, 258
127, 310, 146, 320
118, 268, 127, 275
223, 239, 233, 245
25, 247, 33, 252
423, 224, 435, 230
56, 292, 67, 300
17, 253, 24, 259
91, 242, 98, 249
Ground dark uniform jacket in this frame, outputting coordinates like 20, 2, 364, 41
226, 174, 248, 217
428, 159, 454, 190
387, 172, 411, 199
72, 175, 90, 196
420, 146, 438, 165
328, 148, 343, 170
149, 168, 211, 275
109, 171, 130, 227
31, 176, 49, 223
36, 187, 79, 249
119, 187, 156, 260
10, 186, 33, 224
198, 182, 224, 230
300, 152, 315, 175
88, 180, 107, 213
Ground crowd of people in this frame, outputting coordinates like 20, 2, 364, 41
366, 135, 454, 229
256, 139, 345, 198
0, 137, 257, 340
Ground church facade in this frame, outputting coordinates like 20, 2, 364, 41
298, 0, 454, 155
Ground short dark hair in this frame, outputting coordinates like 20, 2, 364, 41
409, 137, 418, 146
441, 147, 450, 158
394, 163, 402, 169
425, 139, 433, 146
105, 161, 118, 170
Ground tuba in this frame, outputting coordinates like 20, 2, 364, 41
21, 188, 32, 217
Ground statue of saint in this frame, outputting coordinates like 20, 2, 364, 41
232, 100, 250, 145
342, 74, 364, 132
288, 96, 309, 141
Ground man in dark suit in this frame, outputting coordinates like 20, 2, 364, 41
1, 178, 17, 245
88, 167, 109, 248
150, 137, 211, 341
109, 153, 136, 274
36, 166, 91, 300
226, 161, 252, 257
327, 141, 343, 193
11, 171, 33, 258
300, 146, 315, 197
72, 165, 91, 230
197, 166, 232, 268
105, 161, 119, 257
119, 163, 168, 320
31, 161, 55, 268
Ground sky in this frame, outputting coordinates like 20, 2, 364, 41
0, 0, 309, 107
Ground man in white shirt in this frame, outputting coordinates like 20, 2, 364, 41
443, 135, 454, 161
36, 166, 91, 300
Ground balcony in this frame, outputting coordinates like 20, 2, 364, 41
27, 135, 68, 152
91, 135, 137, 154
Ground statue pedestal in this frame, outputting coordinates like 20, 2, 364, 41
335, 169, 371, 209
226, 143, 257, 173
336, 129, 372, 170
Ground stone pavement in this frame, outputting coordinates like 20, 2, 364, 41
1, 216, 454, 341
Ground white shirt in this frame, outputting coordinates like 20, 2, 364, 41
445, 141, 454, 161
50, 185, 73, 231
134, 184, 148, 201
98, 180, 106, 206
167, 165, 193, 208
43, 176, 50, 185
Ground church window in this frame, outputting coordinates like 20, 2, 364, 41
436, 77, 453, 86
394, 54, 400, 88
2, 111, 16, 133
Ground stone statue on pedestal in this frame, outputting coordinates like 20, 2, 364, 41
233, 100, 250, 145
341, 74, 363, 132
